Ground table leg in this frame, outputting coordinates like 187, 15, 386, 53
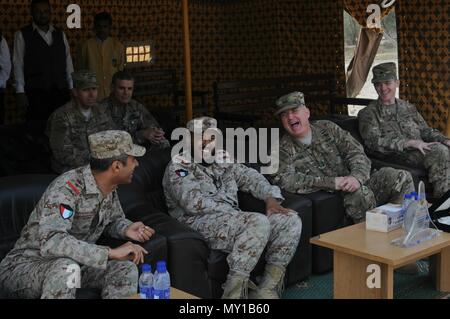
334, 250, 393, 299
436, 246, 450, 292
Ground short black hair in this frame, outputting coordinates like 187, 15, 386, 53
31, 0, 50, 8
94, 11, 113, 26
112, 71, 135, 87
90, 154, 128, 172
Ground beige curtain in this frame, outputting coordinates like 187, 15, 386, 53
344, 1, 394, 97
346, 28, 383, 98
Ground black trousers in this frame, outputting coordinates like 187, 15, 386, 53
25, 87, 71, 132
0, 89, 4, 124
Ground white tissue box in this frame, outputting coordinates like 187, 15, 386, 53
366, 203, 404, 232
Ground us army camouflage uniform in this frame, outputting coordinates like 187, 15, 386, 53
46, 100, 114, 174
162, 154, 302, 276
0, 166, 137, 299
100, 97, 170, 149
273, 120, 415, 222
358, 98, 450, 198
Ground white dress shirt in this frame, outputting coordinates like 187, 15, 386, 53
13, 23, 74, 93
0, 37, 11, 89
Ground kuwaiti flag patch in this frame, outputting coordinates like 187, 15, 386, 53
175, 169, 189, 178
60, 204, 74, 220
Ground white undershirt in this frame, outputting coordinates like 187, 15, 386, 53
79, 107, 92, 121
296, 130, 312, 146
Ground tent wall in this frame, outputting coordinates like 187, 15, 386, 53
396, 0, 449, 133
0, 0, 447, 131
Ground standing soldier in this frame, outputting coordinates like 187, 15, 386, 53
100, 71, 169, 149
0, 130, 155, 299
46, 70, 114, 174
163, 117, 302, 299
358, 62, 450, 199
272, 91, 415, 223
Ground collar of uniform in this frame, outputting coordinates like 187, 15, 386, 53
376, 98, 399, 116
288, 124, 317, 149
82, 165, 102, 195
32, 22, 55, 34
110, 96, 128, 109
72, 99, 100, 119
110, 96, 137, 109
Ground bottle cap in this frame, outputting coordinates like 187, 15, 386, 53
404, 194, 412, 199
142, 264, 151, 273
156, 261, 167, 273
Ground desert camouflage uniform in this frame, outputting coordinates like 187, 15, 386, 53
0, 166, 137, 299
46, 100, 114, 174
273, 120, 415, 222
358, 98, 450, 198
100, 97, 170, 149
162, 153, 302, 276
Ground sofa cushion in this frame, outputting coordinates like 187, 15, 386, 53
118, 148, 172, 219
0, 174, 57, 261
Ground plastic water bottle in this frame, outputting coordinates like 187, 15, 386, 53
153, 261, 170, 299
402, 193, 413, 213
139, 264, 154, 299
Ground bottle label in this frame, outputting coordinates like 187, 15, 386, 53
139, 286, 153, 299
154, 288, 170, 299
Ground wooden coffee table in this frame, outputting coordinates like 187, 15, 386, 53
130, 287, 200, 299
311, 223, 450, 299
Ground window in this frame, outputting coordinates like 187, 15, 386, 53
344, 9, 399, 116
125, 41, 152, 67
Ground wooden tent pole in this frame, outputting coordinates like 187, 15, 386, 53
182, 0, 193, 122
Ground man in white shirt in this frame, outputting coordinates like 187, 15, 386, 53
0, 33, 11, 124
13, 0, 73, 130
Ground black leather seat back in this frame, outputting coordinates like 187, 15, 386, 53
0, 125, 53, 177
0, 174, 56, 261
118, 148, 172, 220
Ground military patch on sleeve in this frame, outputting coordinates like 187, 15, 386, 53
66, 180, 81, 195
175, 169, 189, 178
60, 204, 74, 220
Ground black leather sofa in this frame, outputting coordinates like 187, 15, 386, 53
0, 147, 313, 298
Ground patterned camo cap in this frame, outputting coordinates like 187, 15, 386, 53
88, 130, 146, 159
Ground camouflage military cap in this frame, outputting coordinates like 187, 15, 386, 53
186, 116, 218, 133
88, 130, 146, 159
371, 62, 398, 83
72, 70, 99, 90
275, 91, 305, 115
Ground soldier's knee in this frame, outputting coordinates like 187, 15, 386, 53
248, 213, 271, 234
378, 166, 397, 176
429, 144, 449, 160
50, 258, 79, 273
107, 260, 138, 279
285, 213, 302, 238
